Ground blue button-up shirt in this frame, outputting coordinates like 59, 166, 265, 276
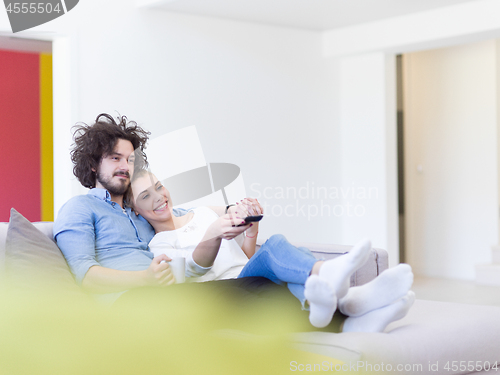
53, 188, 157, 285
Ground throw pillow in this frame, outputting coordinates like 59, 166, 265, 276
4, 208, 81, 294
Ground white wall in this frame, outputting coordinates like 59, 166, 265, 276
323, 0, 500, 57
3, 0, 500, 263
497, 39, 500, 244
0, 0, 342, 244
337, 53, 399, 265
325, 0, 500, 270
403, 40, 498, 279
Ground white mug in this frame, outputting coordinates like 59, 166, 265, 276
168, 257, 186, 283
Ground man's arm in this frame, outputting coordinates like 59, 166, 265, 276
54, 197, 175, 293
81, 255, 175, 294
54, 200, 104, 286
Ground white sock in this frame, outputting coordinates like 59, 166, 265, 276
318, 239, 371, 300
342, 291, 416, 333
304, 275, 337, 328
338, 264, 414, 317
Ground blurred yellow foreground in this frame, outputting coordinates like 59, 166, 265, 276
0, 283, 346, 375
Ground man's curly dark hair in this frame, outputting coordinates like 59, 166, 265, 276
71, 113, 151, 189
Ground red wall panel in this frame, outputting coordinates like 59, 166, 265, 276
0, 50, 40, 222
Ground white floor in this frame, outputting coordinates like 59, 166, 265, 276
412, 275, 500, 307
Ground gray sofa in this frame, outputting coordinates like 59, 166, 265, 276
1, 213, 499, 375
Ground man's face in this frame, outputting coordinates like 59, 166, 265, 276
95, 138, 135, 197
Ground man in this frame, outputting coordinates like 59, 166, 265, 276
54, 113, 183, 294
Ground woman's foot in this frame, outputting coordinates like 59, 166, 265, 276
318, 239, 371, 300
304, 275, 337, 328
338, 264, 414, 316
342, 291, 416, 333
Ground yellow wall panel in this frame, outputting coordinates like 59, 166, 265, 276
40, 53, 53, 221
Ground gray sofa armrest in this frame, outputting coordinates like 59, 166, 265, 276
256, 240, 388, 287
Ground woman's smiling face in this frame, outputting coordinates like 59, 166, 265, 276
131, 172, 173, 224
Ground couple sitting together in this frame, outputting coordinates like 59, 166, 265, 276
54, 113, 414, 333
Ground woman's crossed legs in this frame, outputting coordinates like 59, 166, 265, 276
238, 235, 414, 332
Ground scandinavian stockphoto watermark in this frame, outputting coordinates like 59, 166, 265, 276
290, 360, 425, 372
3, 0, 79, 33
250, 182, 379, 220
142, 126, 379, 219
289, 360, 499, 372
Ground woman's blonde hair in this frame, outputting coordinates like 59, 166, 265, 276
125, 168, 153, 208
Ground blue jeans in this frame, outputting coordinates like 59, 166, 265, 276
237, 234, 318, 308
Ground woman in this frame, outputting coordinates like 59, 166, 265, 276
129, 169, 415, 331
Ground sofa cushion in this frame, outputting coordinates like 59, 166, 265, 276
291, 299, 500, 375
1, 218, 54, 276
4, 208, 80, 293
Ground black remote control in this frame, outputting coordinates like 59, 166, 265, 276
237, 215, 263, 226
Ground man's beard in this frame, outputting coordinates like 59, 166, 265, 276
96, 171, 130, 196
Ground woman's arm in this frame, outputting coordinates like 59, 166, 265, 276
206, 198, 263, 259
207, 199, 256, 217
240, 222, 259, 258
238, 198, 263, 258
206, 205, 227, 217
191, 214, 250, 267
